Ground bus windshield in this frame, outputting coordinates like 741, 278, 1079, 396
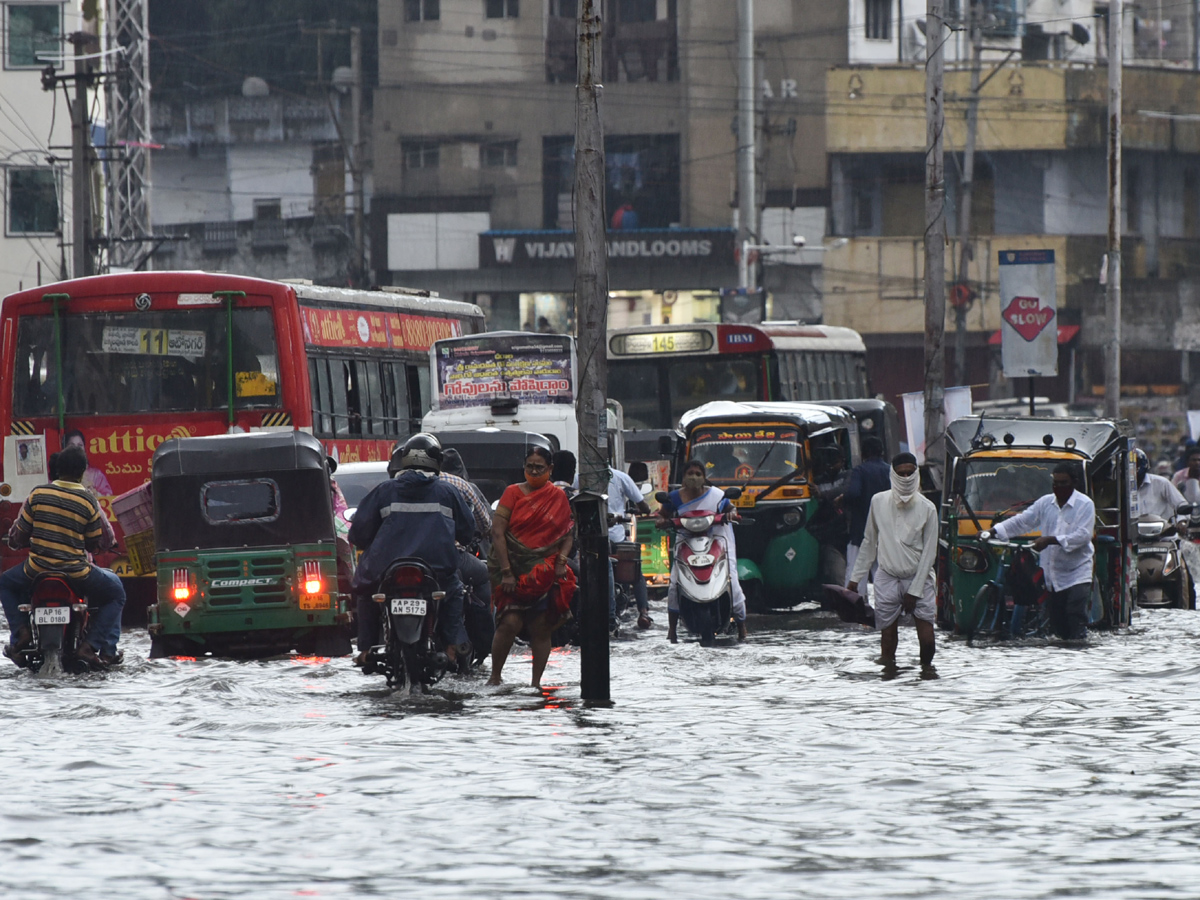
690, 425, 803, 483
963, 459, 1059, 515
13, 308, 280, 417
609, 357, 759, 430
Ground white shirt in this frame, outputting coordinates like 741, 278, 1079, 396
993, 490, 1095, 591
606, 468, 645, 543
1137, 473, 1187, 521
849, 490, 939, 595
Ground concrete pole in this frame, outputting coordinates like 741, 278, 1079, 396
737, 0, 756, 290
923, 0, 947, 482
573, 0, 610, 702
1105, 2, 1123, 418
350, 26, 366, 285
954, 3, 982, 386
70, 33, 94, 278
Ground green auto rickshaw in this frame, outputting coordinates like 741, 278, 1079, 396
938, 415, 1137, 637
146, 431, 352, 658
678, 401, 859, 610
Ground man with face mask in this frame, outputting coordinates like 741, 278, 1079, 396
983, 462, 1095, 641
847, 452, 938, 670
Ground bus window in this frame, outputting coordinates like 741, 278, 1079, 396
383, 363, 410, 438
309, 358, 332, 435
364, 361, 384, 436
13, 308, 279, 417
329, 360, 351, 437
608, 360, 662, 429
668, 358, 757, 423
406, 364, 430, 432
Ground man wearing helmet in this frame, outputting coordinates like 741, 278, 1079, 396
349, 433, 476, 667
1134, 448, 1188, 522
1135, 447, 1200, 604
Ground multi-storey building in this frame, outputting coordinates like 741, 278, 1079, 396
827, 0, 1200, 412
371, 0, 845, 330
0, 1, 89, 297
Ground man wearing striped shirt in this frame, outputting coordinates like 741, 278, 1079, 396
1, 445, 126, 666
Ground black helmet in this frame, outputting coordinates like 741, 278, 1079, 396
392, 433, 443, 474
1134, 448, 1148, 486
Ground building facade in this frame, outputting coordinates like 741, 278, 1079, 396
370, 0, 845, 330
0, 1, 90, 297
826, 0, 1200, 413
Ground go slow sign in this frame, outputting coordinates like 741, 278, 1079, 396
998, 249, 1058, 378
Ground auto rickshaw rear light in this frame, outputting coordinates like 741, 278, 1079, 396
172, 568, 191, 601
303, 560, 322, 594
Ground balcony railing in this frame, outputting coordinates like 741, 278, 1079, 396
202, 221, 237, 254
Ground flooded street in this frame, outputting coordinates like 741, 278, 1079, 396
5, 605, 1200, 899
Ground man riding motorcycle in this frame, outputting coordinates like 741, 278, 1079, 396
349, 433, 475, 668
0, 445, 126, 667
1136, 447, 1200, 604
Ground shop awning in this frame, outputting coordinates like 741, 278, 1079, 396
987, 325, 1080, 346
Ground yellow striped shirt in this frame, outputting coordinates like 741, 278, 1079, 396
17, 480, 105, 578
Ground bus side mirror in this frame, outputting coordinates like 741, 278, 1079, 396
723, 487, 743, 500
657, 435, 675, 457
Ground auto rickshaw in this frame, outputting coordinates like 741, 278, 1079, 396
938, 415, 1137, 636
678, 401, 859, 610
146, 431, 352, 658
819, 398, 902, 459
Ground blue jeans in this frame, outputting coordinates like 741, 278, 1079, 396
356, 570, 467, 650
1, 564, 126, 655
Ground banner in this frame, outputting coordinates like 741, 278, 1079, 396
300, 307, 461, 352
998, 249, 1058, 378
435, 334, 575, 409
902, 386, 974, 465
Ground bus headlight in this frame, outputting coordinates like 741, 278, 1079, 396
955, 547, 989, 573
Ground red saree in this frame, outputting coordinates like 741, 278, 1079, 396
488, 482, 576, 616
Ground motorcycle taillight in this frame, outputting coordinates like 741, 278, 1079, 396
33, 578, 74, 603
387, 566, 425, 588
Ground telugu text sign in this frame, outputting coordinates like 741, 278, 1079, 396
435, 334, 575, 409
998, 249, 1058, 379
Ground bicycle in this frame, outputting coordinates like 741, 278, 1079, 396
968, 535, 1045, 642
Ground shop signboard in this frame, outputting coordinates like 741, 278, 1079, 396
479, 228, 736, 268
434, 333, 576, 409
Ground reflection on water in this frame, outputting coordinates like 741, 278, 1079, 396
5, 607, 1200, 898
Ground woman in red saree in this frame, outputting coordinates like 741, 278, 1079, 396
487, 446, 576, 687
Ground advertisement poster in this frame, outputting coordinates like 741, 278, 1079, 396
998, 249, 1058, 378
434, 334, 575, 409
902, 386, 974, 465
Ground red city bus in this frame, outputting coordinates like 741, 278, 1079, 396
0, 271, 484, 593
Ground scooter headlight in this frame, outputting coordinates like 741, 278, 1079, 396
683, 515, 715, 533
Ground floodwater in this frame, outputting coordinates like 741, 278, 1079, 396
5, 605, 1200, 900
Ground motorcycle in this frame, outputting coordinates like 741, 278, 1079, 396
360, 558, 458, 691
1137, 504, 1195, 610
10, 571, 99, 674
656, 487, 742, 644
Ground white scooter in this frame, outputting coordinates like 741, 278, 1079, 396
656, 487, 742, 644
1136, 503, 1194, 610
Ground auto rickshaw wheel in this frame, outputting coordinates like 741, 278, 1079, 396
149, 634, 189, 659
969, 583, 999, 641
313, 627, 353, 658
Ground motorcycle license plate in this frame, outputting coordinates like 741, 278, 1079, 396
33, 606, 70, 626
390, 597, 427, 616
689, 554, 715, 566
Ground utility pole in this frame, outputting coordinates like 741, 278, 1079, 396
350, 26, 366, 285
1105, 1, 1123, 418
573, 0, 610, 702
736, 0, 757, 289
107, 0, 152, 271
923, 0, 947, 481
954, 2, 982, 386
69, 32, 97, 279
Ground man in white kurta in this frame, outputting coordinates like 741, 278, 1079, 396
848, 453, 939, 669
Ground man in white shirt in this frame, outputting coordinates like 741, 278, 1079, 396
1174, 446, 1200, 507
986, 462, 1094, 641
1136, 449, 1187, 521
848, 452, 939, 671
